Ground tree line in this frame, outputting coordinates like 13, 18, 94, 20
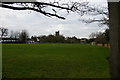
0, 28, 29, 43
31, 35, 81, 43
0, 27, 109, 44
89, 28, 110, 45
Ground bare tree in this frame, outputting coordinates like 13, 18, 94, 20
19, 30, 29, 43
10, 30, 20, 39
0, 27, 8, 38
89, 32, 96, 39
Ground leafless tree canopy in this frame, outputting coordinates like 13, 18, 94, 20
0, 0, 108, 25
0, 1, 90, 19
0, 27, 8, 38
76, 1, 109, 26
81, 6, 109, 26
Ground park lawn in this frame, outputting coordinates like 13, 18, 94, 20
2, 43, 110, 78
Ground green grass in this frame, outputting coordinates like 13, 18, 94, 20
2, 43, 110, 78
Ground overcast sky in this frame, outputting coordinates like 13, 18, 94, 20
0, 1, 108, 39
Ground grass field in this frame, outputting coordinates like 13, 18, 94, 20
2, 43, 110, 78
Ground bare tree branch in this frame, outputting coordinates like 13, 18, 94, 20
78, 4, 109, 26
81, 17, 109, 26
1, 2, 70, 19
0, 1, 90, 19
0, 1, 108, 24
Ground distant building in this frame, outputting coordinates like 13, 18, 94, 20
91, 42, 96, 45
1, 38, 19, 43
80, 38, 87, 44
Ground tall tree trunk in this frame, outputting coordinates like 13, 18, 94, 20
108, 2, 120, 78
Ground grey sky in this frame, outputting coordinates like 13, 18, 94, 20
0, 1, 108, 38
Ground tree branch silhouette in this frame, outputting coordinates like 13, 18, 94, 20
0, 1, 91, 19
0, 1, 108, 24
